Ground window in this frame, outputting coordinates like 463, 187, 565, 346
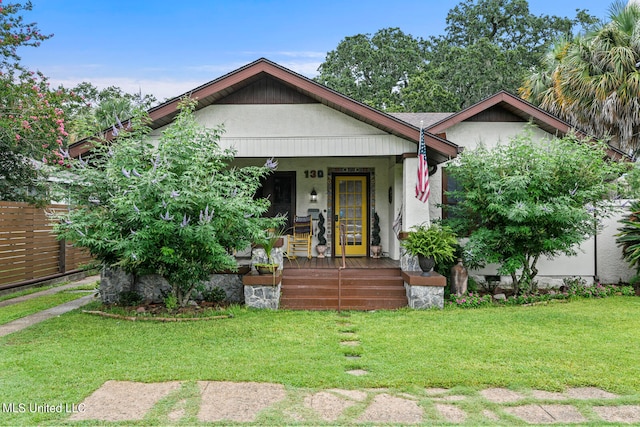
256, 172, 296, 230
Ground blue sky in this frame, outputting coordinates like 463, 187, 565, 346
18, 0, 615, 102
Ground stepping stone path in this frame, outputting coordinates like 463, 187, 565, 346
69, 381, 640, 425
70, 381, 181, 422
357, 393, 423, 424
197, 381, 286, 422
304, 391, 356, 422
504, 404, 587, 424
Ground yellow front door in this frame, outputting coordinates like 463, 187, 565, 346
334, 175, 368, 257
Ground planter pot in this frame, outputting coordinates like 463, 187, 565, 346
255, 264, 279, 275
371, 245, 382, 259
316, 244, 327, 258
417, 254, 435, 276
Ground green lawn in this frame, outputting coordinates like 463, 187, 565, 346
0, 297, 639, 425
0, 283, 61, 303
0, 291, 94, 325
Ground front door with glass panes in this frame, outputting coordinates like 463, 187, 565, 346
333, 175, 368, 257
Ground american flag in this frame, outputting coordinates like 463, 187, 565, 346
415, 126, 430, 203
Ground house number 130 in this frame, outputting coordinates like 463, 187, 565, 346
304, 170, 324, 178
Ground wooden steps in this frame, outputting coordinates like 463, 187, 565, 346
280, 266, 407, 310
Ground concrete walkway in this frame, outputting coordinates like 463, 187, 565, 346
0, 275, 99, 337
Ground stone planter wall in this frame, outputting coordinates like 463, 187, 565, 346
401, 271, 446, 309
99, 266, 246, 305
242, 271, 282, 309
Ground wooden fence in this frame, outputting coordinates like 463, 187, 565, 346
0, 201, 93, 289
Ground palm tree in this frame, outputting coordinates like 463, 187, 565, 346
521, 1, 640, 153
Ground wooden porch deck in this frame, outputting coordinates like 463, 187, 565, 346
280, 257, 407, 310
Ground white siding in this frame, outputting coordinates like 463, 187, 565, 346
149, 104, 416, 157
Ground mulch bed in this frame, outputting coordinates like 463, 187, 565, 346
83, 301, 233, 322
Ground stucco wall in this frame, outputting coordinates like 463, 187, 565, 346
597, 201, 635, 284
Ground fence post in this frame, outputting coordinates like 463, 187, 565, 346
58, 238, 66, 274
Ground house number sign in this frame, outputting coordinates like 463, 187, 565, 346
304, 170, 324, 178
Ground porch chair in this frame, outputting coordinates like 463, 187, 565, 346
286, 215, 313, 260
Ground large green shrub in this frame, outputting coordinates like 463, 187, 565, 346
445, 129, 625, 294
53, 98, 282, 306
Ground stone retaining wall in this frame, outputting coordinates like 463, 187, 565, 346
99, 266, 245, 305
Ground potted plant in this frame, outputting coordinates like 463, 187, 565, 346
401, 222, 457, 275
254, 227, 284, 274
370, 210, 382, 258
316, 213, 327, 258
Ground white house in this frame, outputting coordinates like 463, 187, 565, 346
71, 59, 634, 299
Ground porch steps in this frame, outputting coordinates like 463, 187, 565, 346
280, 266, 407, 310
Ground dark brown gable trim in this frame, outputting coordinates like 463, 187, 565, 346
217, 75, 317, 104
427, 91, 574, 135
465, 105, 523, 122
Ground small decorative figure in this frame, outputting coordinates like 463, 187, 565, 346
450, 258, 468, 296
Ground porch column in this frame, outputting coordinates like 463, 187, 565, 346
402, 156, 430, 230
401, 156, 430, 272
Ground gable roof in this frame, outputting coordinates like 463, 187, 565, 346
400, 91, 627, 160
69, 58, 459, 163
427, 91, 580, 135
389, 112, 454, 130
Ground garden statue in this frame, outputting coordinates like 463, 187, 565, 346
450, 258, 468, 296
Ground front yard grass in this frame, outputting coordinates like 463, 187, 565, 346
0, 283, 61, 303
0, 290, 94, 325
0, 296, 638, 425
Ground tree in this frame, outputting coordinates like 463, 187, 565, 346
0, 66, 78, 204
53, 99, 282, 307
404, 39, 516, 111
0, 1, 51, 69
520, 1, 640, 153
0, 1, 76, 205
315, 28, 426, 111
415, 0, 598, 110
64, 82, 157, 142
444, 129, 624, 294
316, 1, 596, 112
